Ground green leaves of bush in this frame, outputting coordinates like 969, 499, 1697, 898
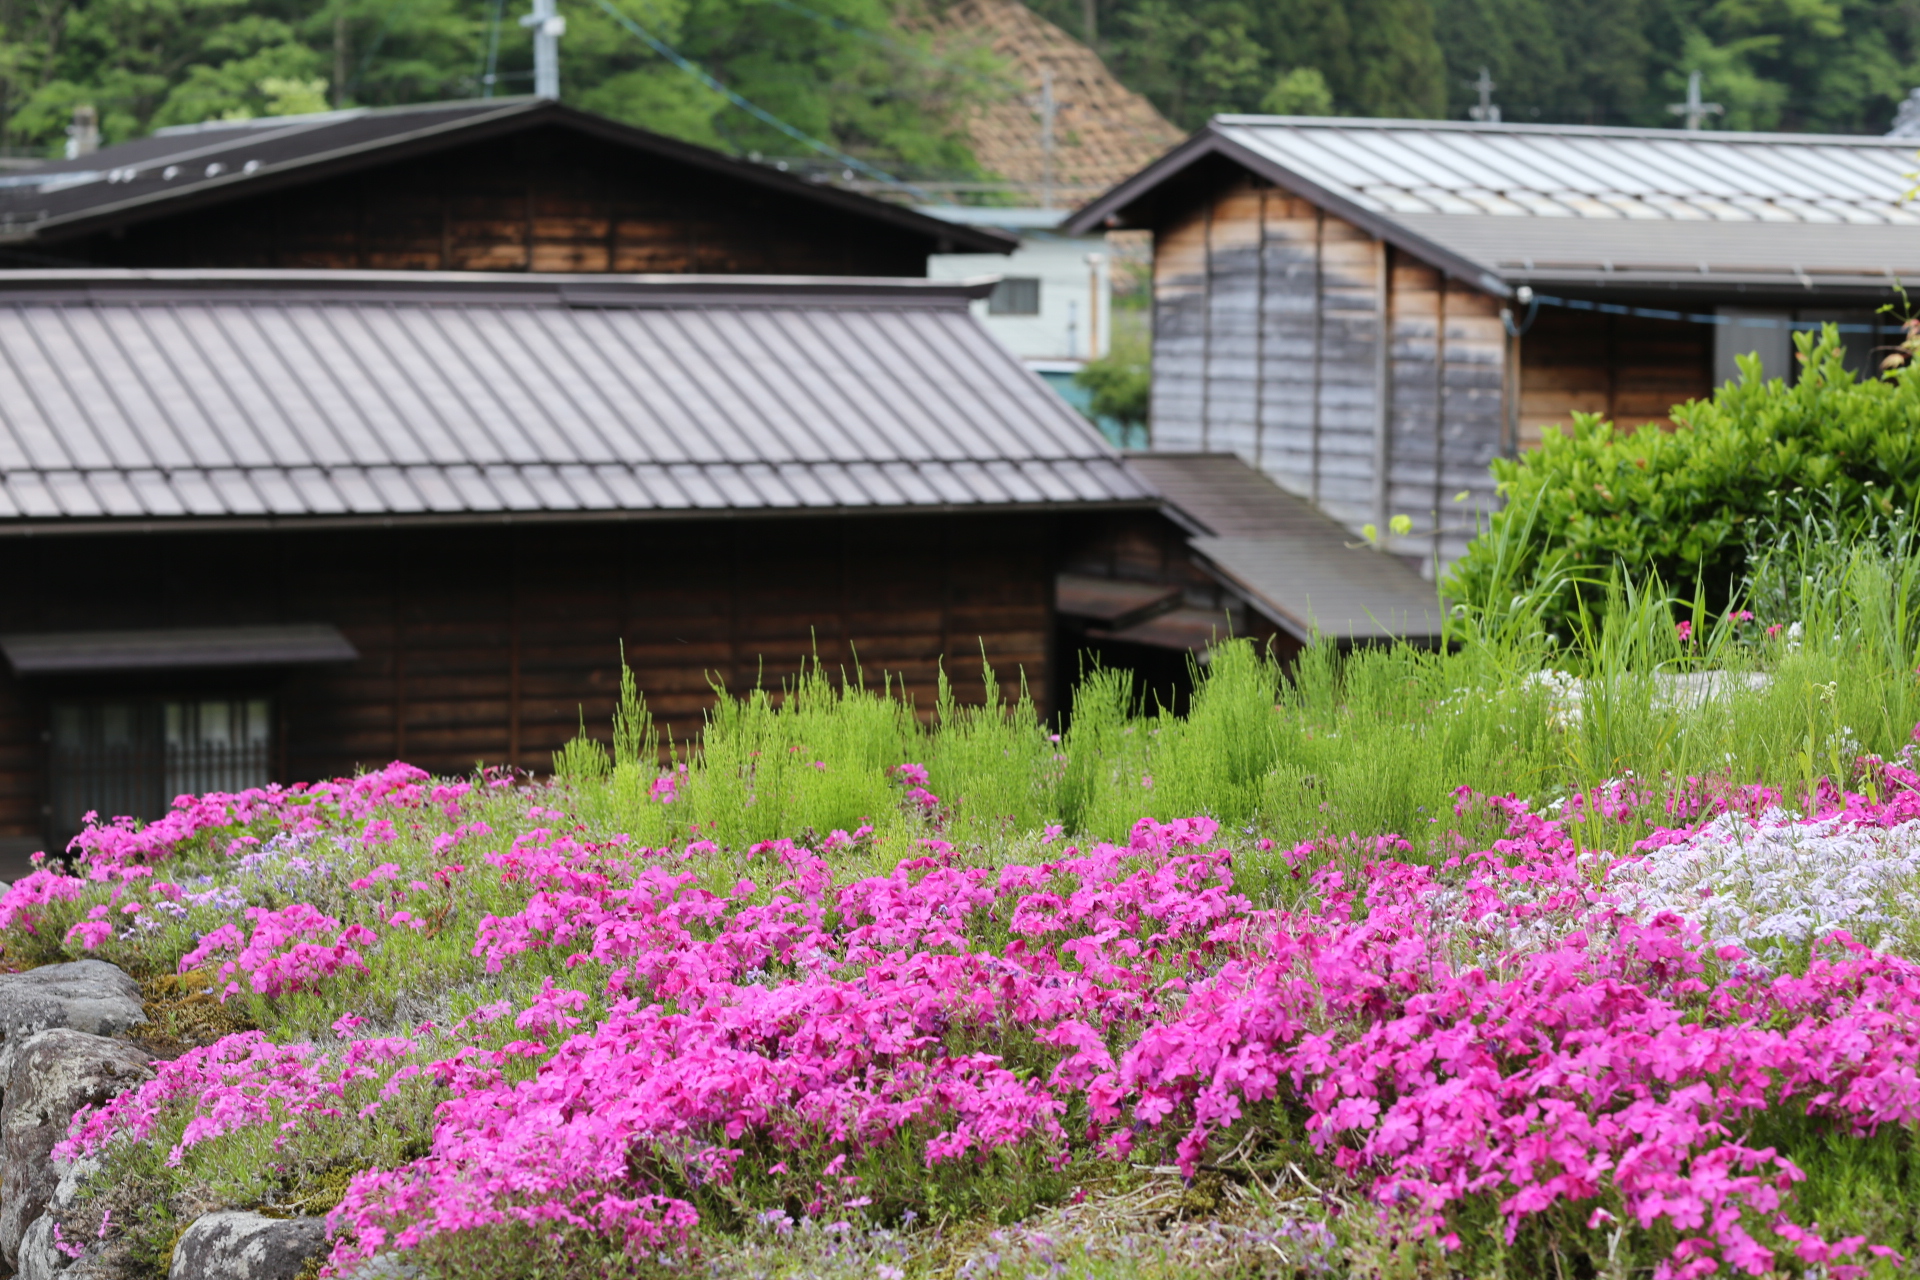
1444, 329, 1920, 634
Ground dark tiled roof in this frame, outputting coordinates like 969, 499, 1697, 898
0, 99, 1016, 255
0, 269, 1151, 529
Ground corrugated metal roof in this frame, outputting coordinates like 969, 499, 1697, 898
1129, 452, 1444, 642
1067, 117, 1920, 290
0, 270, 1151, 530
0, 99, 1015, 256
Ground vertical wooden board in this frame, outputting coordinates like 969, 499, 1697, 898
1151, 206, 1211, 450
1255, 210, 1322, 490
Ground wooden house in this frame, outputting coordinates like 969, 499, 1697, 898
0, 98, 1014, 273
1065, 117, 1920, 571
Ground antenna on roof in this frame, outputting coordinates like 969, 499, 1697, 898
65, 105, 99, 158
1467, 68, 1499, 123
482, 0, 507, 97
1667, 70, 1723, 130
1026, 66, 1059, 209
521, 0, 566, 99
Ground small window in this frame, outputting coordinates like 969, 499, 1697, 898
50, 697, 271, 843
988, 277, 1041, 316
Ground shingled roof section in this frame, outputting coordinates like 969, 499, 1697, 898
0, 270, 1153, 531
0, 98, 1015, 256
932, 0, 1183, 201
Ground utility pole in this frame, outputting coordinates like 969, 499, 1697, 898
521, 0, 566, 101
1039, 66, 1056, 210
1667, 70, 1723, 130
1081, 0, 1096, 44
482, 0, 506, 97
1467, 67, 1499, 122
334, 2, 349, 108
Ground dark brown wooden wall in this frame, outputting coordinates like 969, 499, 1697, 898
1517, 307, 1713, 447
57, 125, 930, 275
0, 512, 1064, 845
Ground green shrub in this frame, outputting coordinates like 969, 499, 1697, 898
1444, 328, 1920, 635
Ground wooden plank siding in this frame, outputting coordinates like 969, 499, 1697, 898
1517, 308, 1714, 448
1149, 176, 1504, 570
60, 126, 932, 276
0, 514, 1062, 846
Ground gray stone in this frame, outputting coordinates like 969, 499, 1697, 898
344, 1255, 422, 1280
16, 1213, 108, 1280
0, 961, 146, 1063
0, 1030, 150, 1267
168, 1211, 328, 1280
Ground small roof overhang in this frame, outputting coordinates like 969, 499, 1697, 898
0, 624, 359, 675
1124, 453, 1446, 645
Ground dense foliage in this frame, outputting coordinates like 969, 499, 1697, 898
1444, 330, 1920, 636
0, 0, 996, 175
5, 0, 1915, 169
1029, 0, 1920, 131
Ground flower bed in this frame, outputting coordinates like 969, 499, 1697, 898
10, 747, 1920, 1280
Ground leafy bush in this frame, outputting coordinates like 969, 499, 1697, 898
1444, 329, 1920, 635
1074, 326, 1150, 439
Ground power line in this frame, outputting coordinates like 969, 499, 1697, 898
759, 0, 1010, 86
1531, 291, 1905, 334
591, 0, 929, 199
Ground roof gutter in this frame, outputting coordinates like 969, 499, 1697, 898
0, 497, 1165, 540
1064, 124, 1513, 299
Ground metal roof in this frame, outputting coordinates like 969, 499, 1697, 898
1067, 117, 1920, 292
0, 270, 1151, 532
0, 99, 1015, 256
1128, 453, 1444, 643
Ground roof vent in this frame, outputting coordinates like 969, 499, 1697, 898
162, 165, 180, 180
205, 162, 225, 178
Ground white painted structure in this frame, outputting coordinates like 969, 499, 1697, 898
925, 207, 1112, 366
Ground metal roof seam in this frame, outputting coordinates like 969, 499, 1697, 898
362, 301, 495, 467
17, 304, 119, 471
154, 296, 283, 467
480, 304, 621, 466
47, 304, 151, 471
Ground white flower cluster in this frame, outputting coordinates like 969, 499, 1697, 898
1610, 809, 1920, 958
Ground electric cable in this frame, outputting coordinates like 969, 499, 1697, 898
591, 0, 930, 199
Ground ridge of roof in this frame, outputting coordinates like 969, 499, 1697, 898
1209, 114, 1913, 147
0, 268, 1004, 307
0, 100, 1017, 256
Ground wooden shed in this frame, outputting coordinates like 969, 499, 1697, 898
1065, 117, 1920, 571
0, 98, 1013, 273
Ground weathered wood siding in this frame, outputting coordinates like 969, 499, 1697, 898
58, 125, 931, 276
1150, 177, 1505, 570
0, 513, 1061, 849
1517, 308, 1713, 447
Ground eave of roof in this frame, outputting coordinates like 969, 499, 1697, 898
0, 99, 1019, 256
0, 267, 1005, 306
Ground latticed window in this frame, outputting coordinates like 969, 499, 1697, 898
50, 698, 270, 845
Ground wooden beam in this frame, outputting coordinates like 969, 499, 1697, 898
1371, 239, 1392, 535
